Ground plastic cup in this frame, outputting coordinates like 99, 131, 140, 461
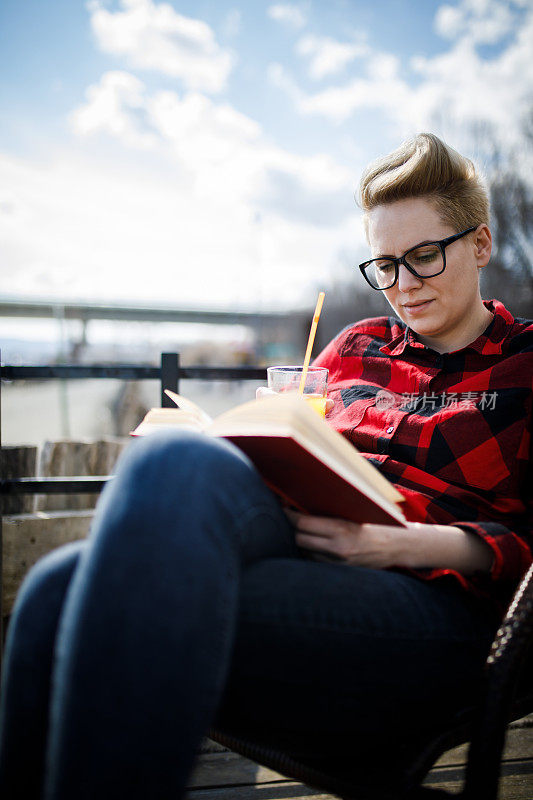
267, 366, 329, 416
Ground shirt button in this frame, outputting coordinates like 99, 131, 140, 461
386, 425, 394, 434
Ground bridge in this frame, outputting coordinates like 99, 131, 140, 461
0, 297, 295, 325
0, 296, 311, 356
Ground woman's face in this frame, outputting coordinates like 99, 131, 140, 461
367, 197, 491, 351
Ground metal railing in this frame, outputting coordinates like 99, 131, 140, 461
0, 352, 267, 657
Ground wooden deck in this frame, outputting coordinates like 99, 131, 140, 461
186, 717, 533, 799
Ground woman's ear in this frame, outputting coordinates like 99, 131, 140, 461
474, 224, 492, 269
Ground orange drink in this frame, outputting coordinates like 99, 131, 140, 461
303, 394, 328, 417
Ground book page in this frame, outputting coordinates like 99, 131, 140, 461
207, 395, 404, 506
164, 389, 213, 427
132, 407, 207, 435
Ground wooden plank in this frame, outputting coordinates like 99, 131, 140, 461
186, 784, 327, 800
425, 769, 533, 799
424, 757, 533, 785
188, 726, 533, 790
37, 438, 125, 510
185, 769, 531, 800
188, 752, 284, 789
2, 510, 92, 614
434, 727, 533, 767
1, 446, 38, 513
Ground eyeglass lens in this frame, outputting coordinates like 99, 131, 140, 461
366, 244, 443, 289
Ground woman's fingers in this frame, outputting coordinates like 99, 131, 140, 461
286, 510, 351, 538
256, 388, 334, 411
256, 387, 276, 399
294, 531, 330, 548
293, 531, 345, 561
285, 511, 408, 568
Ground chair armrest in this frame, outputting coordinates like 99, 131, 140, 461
463, 562, 533, 800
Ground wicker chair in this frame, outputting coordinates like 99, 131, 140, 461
210, 563, 533, 800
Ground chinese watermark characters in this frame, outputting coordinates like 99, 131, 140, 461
374, 389, 498, 412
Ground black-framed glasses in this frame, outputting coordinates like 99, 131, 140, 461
358, 226, 477, 290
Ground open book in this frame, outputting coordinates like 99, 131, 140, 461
131, 390, 407, 526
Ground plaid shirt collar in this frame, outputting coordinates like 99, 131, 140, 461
379, 299, 514, 357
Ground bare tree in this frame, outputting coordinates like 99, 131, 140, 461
471, 110, 533, 317
481, 168, 533, 316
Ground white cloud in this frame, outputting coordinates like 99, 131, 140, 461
0, 148, 360, 309
69, 71, 355, 193
435, 4, 464, 38
222, 8, 242, 38
435, 0, 515, 45
70, 71, 158, 149
268, 55, 410, 125
296, 34, 368, 79
412, 7, 533, 141
267, 3, 307, 30
270, 1, 533, 147
2, 71, 361, 308
267, 62, 301, 99
70, 71, 264, 198
88, 0, 235, 93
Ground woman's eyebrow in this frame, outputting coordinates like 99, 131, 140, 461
374, 238, 437, 258
409, 239, 437, 247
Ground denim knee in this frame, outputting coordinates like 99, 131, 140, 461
89, 429, 292, 564
6, 541, 85, 642
96, 430, 276, 529
0, 541, 85, 769
114, 429, 255, 495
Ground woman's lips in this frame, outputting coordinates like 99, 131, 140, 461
403, 299, 434, 315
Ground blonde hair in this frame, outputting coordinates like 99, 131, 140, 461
359, 133, 489, 234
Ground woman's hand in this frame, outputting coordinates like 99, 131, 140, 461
285, 511, 494, 574
286, 511, 409, 569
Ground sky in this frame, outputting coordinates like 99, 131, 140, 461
0, 0, 532, 314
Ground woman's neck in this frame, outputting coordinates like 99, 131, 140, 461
417, 302, 494, 354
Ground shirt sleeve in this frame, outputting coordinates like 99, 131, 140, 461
454, 513, 533, 584
453, 420, 533, 583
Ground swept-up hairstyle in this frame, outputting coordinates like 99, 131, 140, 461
359, 133, 489, 235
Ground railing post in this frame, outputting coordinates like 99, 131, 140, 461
161, 353, 180, 406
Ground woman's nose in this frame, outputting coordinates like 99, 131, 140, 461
397, 262, 423, 292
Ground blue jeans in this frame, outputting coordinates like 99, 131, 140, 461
0, 431, 496, 799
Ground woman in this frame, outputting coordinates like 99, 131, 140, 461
1, 133, 531, 799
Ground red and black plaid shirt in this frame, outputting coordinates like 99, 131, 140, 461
314, 299, 533, 612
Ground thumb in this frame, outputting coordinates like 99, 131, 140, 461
256, 386, 276, 399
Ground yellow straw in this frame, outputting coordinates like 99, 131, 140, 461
298, 291, 325, 395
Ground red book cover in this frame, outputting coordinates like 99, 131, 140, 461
224, 434, 406, 526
